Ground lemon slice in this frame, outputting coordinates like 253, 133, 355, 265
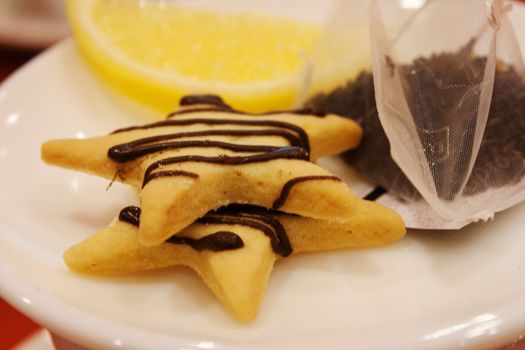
66, 0, 321, 113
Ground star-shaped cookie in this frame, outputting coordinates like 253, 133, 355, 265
64, 201, 405, 321
42, 95, 363, 246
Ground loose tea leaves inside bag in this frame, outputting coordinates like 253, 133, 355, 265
367, 0, 525, 224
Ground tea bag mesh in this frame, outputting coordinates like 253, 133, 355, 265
369, 0, 525, 222
309, 0, 525, 225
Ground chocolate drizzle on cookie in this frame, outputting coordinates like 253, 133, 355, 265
142, 169, 199, 187
175, 94, 325, 118
168, 231, 244, 252
109, 118, 311, 153
141, 146, 308, 187
168, 107, 327, 118
179, 94, 232, 109
119, 206, 244, 252
118, 205, 141, 226
272, 176, 342, 209
202, 205, 292, 257
108, 129, 307, 162
118, 205, 292, 256
107, 95, 335, 195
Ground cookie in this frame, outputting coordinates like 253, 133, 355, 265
64, 202, 405, 321
42, 95, 363, 246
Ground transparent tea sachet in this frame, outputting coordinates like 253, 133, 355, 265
308, 0, 525, 227
368, 0, 525, 224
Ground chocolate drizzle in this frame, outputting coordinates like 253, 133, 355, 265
108, 129, 305, 163
174, 94, 325, 117
199, 205, 292, 257
167, 231, 244, 252
272, 176, 342, 209
118, 205, 292, 256
142, 170, 199, 187
118, 206, 243, 252
179, 94, 232, 109
110, 118, 311, 154
107, 95, 327, 191
119, 205, 141, 226
168, 107, 327, 118
141, 147, 308, 187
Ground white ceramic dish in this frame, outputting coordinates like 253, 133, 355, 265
2, 6, 525, 350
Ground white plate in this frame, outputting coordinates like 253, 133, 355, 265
2, 11, 525, 350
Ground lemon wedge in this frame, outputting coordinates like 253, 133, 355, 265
66, 0, 321, 113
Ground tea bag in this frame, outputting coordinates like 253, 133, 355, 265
368, 0, 525, 226
308, 0, 525, 228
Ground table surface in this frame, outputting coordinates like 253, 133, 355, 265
2, 6, 525, 349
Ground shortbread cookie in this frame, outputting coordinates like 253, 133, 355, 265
64, 202, 405, 321
42, 95, 363, 246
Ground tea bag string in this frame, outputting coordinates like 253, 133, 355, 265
467, 0, 513, 50
389, 0, 512, 52
486, 0, 513, 31
391, 0, 511, 44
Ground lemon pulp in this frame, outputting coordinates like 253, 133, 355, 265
67, 0, 321, 113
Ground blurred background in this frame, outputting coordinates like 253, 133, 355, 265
0, 1, 68, 348
0, 0, 67, 81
